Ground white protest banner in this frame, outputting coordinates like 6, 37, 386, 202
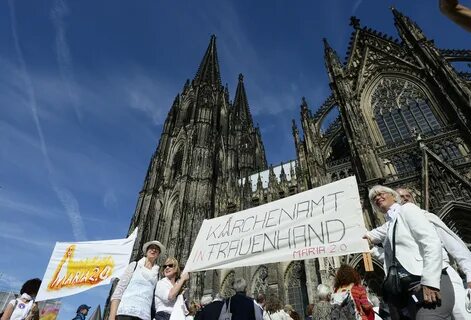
169, 295, 187, 320
185, 176, 369, 272
36, 228, 138, 301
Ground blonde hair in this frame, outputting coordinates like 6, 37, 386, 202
161, 257, 181, 279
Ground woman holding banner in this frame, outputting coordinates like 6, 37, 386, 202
366, 185, 454, 320
109, 240, 165, 320
154, 257, 189, 320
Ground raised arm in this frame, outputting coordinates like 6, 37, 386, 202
440, 0, 471, 32
168, 273, 189, 301
365, 221, 389, 245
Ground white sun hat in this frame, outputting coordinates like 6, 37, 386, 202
142, 240, 166, 256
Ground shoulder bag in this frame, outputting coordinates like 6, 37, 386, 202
381, 220, 403, 305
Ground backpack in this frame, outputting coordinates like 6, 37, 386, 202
218, 298, 232, 320
330, 291, 361, 320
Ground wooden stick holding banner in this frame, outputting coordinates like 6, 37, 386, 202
183, 176, 369, 273
363, 252, 374, 272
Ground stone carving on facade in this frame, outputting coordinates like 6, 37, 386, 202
220, 271, 235, 298
250, 266, 268, 296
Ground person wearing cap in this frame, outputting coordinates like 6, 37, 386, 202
72, 305, 91, 320
109, 240, 165, 320
154, 257, 189, 320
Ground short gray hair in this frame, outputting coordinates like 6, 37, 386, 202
316, 284, 331, 301
233, 278, 247, 292
369, 294, 380, 307
368, 185, 401, 213
200, 295, 212, 306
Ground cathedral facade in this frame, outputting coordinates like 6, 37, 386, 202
112, 8, 471, 317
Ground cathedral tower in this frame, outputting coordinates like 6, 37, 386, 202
127, 35, 267, 266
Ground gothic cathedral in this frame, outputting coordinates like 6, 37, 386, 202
117, 8, 471, 317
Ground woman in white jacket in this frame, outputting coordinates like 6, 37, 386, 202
109, 240, 165, 320
365, 185, 454, 320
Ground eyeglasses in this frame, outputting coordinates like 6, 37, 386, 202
374, 192, 388, 199
163, 264, 175, 269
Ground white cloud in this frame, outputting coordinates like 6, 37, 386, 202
0, 273, 23, 292
0, 196, 59, 219
121, 73, 174, 125
103, 189, 118, 211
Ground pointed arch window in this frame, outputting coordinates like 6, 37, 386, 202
285, 261, 308, 317
172, 149, 184, 180
371, 78, 442, 144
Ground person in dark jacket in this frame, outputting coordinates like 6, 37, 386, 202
229, 278, 256, 320
195, 299, 224, 320
72, 305, 91, 320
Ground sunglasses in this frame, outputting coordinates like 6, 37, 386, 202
163, 264, 175, 269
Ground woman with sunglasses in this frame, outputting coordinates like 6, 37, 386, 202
154, 257, 189, 320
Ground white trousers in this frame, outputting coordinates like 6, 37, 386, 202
447, 267, 471, 320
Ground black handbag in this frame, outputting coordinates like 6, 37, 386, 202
381, 220, 404, 305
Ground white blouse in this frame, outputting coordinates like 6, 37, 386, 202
154, 277, 176, 314
111, 258, 159, 320
8, 294, 34, 320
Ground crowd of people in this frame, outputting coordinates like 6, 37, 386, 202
191, 184, 471, 320
103, 183, 471, 320
1, 182, 471, 320
0, 190, 469, 320
2, 184, 470, 320
189, 266, 377, 320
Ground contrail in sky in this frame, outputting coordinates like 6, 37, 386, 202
352, 0, 363, 15
50, 0, 82, 121
8, 0, 86, 241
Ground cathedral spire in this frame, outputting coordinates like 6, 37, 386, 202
234, 74, 253, 125
323, 38, 344, 81
391, 7, 427, 42
193, 35, 222, 87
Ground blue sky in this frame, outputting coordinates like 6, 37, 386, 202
0, 0, 469, 318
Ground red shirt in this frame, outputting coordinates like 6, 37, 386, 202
350, 285, 374, 320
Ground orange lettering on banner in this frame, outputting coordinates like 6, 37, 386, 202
47, 245, 115, 291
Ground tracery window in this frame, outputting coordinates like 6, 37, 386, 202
371, 78, 442, 144
285, 262, 308, 318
